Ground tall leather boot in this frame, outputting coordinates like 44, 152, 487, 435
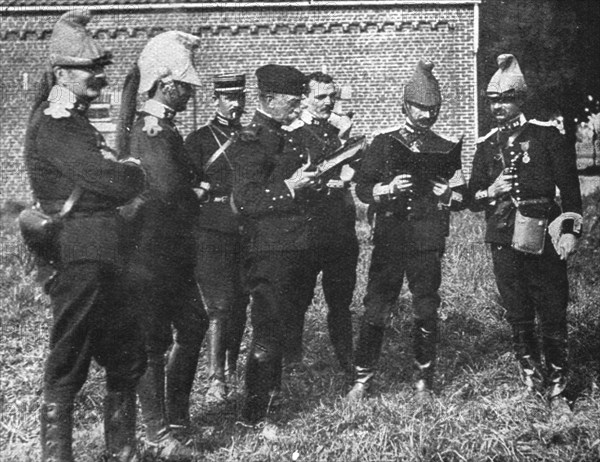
242, 343, 279, 424
225, 296, 248, 383
166, 342, 201, 433
104, 391, 138, 462
512, 323, 544, 393
40, 401, 74, 462
327, 306, 354, 375
543, 333, 569, 399
205, 318, 228, 404
413, 319, 437, 394
138, 354, 194, 462
346, 322, 385, 401
543, 333, 572, 419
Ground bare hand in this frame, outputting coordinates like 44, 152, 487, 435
286, 162, 317, 190
390, 174, 413, 194
430, 177, 450, 197
557, 233, 577, 260
488, 171, 515, 198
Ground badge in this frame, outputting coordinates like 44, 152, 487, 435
519, 141, 530, 164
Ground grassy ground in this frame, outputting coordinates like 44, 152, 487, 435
1, 194, 599, 462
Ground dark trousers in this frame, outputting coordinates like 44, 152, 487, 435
284, 237, 359, 363
127, 256, 208, 356
44, 261, 146, 402
243, 249, 308, 420
196, 229, 248, 329
491, 242, 569, 345
363, 243, 443, 330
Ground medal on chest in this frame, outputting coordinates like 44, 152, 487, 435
519, 140, 531, 164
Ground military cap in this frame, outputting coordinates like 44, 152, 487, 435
486, 54, 527, 97
404, 60, 441, 107
49, 10, 112, 67
214, 73, 246, 93
256, 64, 307, 97
138, 31, 202, 94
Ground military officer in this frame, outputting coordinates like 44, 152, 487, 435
282, 71, 358, 374
230, 64, 316, 424
347, 60, 467, 400
184, 74, 249, 404
469, 54, 582, 414
118, 31, 209, 461
23, 10, 146, 461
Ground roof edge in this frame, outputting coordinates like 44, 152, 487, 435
3, 1, 482, 14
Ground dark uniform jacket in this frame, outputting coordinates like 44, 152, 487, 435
129, 99, 200, 263
356, 124, 465, 250
230, 111, 310, 252
184, 115, 241, 234
290, 112, 357, 245
469, 115, 582, 245
24, 88, 145, 266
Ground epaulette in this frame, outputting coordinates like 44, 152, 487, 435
43, 101, 72, 119
476, 128, 498, 144
282, 119, 304, 132
239, 123, 261, 142
142, 115, 163, 137
529, 119, 555, 127
372, 125, 402, 137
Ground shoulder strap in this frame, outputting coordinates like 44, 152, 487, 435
58, 186, 83, 218
205, 138, 234, 172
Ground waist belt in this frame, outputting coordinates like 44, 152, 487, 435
516, 197, 552, 206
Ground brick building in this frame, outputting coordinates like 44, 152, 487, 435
1, 0, 480, 204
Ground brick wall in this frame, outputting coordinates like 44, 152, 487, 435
1, 4, 477, 204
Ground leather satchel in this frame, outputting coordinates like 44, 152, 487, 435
511, 209, 548, 255
18, 187, 82, 253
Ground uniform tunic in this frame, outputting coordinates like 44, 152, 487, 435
184, 115, 248, 351
230, 110, 312, 420
282, 112, 359, 364
469, 115, 582, 338
356, 124, 465, 331
127, 99, 207, 356
24, 87, 146, 400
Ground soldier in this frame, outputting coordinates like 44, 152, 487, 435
23, 10, 146, 461
282, 71, 358, 374
230, 64, 316, 424
469, 54, 582, 414
119, 31, 209, 460
347, 60, 467, 400
184, 74, 249, 404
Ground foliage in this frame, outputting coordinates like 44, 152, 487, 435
1, 200, 599, 461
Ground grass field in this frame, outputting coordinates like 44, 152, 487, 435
1, 195, 599, 462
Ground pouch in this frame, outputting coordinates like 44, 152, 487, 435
18, 207, 61, 250
511, 209, 548, 255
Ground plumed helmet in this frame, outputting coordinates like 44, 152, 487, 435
404, 60, 441, 107
137, 31, 202, 94
49, 9, 112, 67
486, 54, 527, 96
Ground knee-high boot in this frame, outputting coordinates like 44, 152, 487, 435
40, 401, 74, 462
242, 342, 280, 424
543, 333, 569, 399
327, 305, 354, 375
104, 391, 138, 462
512, 323, 544, 393
205, 318, 228, 404
225, 295, 248, 379
413, 319, 437, 393
138, 354, 195, 461
346, 322, 385, 401
166, 342, 201, 430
